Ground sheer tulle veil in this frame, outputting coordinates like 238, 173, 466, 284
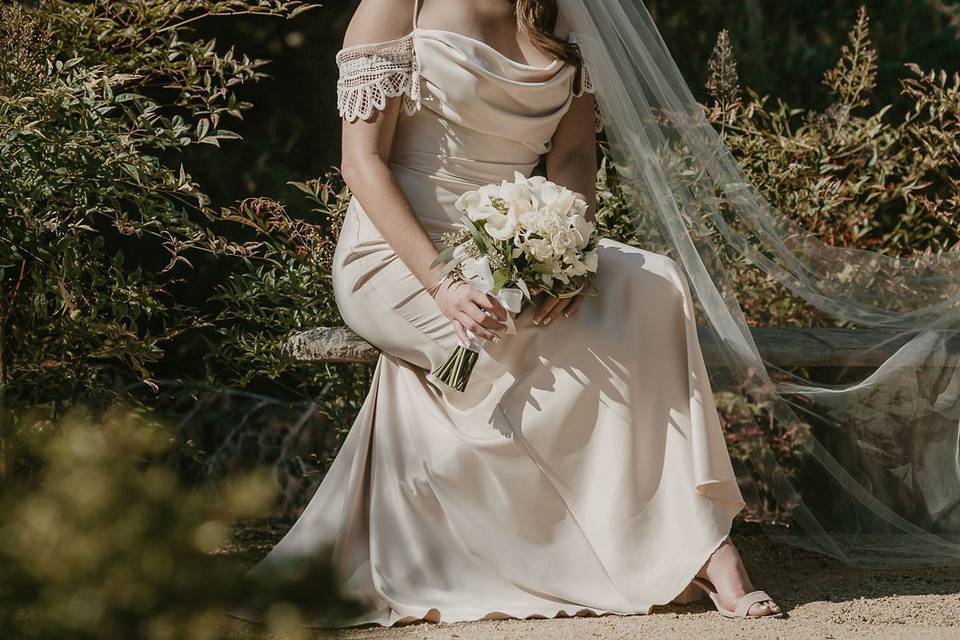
557, 0, 960, 566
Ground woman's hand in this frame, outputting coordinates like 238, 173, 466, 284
531, 287, 585, 325
433, 277, 509, 346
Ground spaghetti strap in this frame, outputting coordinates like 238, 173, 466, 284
412, 0, 420, 30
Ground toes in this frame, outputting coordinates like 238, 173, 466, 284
748, 601, 781, 617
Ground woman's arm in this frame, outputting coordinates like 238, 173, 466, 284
547, 90, 598, 222
339, 0, 507, 344
534, 89, 599, 324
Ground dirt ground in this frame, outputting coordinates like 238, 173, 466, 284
226, 521, 960, 640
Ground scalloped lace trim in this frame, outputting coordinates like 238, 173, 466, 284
574, 64, 605, 134
336, 34, 421, 122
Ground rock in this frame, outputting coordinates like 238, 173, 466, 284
283, 327, 379, 364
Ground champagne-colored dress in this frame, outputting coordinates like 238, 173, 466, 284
247, 4, 745, 627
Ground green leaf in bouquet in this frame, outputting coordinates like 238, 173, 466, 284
530, 262, 555, 275
429, 245, 456, 270
554, 275, 600, 299
554, 286, 583, 299
492, 269, 511, 292
458, 214, 494, 254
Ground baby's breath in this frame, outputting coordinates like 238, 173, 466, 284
440, 228, 470, 248
487, 251, 508, 271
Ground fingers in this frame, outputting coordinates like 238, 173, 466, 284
532, 294, 584, 325
452, 319, 471, 348
563, 295, 583, 318
532, 295, 564, 325
471, 289, 508, 321
546, 298, 571, 324
463, 299, 507, 334
457, 306, 503, 342
457, 313, 499, 342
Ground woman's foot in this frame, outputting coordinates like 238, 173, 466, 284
694, 535, 783, 617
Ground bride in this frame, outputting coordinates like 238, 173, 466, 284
244, 0, 785, 624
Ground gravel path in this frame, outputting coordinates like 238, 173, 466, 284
228, 522, 960, 640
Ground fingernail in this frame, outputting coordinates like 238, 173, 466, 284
492, 335, 501, 343
543, 316, 552, 325
533, 318, 540, 325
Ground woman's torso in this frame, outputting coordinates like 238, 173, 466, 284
331, 6, 588, 366
386, 16, 582, 226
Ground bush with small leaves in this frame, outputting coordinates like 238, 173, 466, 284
0, 1, 318, 405
700, 6, 960, 326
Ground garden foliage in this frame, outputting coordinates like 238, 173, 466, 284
0, 0, 315, 405
1, 2, 959, 524
700, 7, 960, 327
0, 407, 354, 638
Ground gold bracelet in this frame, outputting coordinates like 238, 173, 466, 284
427, 271, 464, 299
426, 273, 450, 299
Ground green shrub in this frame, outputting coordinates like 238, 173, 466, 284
701, 6, 960, 327
0, 0, 317, 406
0, 1, 375, 519
0, 405, 354, 639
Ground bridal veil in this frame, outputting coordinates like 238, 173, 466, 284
558, 0, 960, 567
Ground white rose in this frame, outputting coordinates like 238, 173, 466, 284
572, 197, 588, 217
550, 227, 579, 255
484, 208, 519, 241
532, 180, 562, 210
525, 237, 555, 262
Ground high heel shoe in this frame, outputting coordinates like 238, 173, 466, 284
690, 577, 785, 619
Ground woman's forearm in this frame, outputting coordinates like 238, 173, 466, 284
342, 154, 446, 290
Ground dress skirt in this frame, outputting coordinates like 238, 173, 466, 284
241, 195, 746, 627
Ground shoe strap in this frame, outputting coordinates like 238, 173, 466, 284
735, 590, 775, 617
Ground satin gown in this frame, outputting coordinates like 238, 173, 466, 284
244, 17, 746, 628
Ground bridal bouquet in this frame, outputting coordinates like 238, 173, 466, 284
428, 172, 600, 392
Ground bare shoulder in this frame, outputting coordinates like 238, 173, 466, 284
343, 0, 415, 48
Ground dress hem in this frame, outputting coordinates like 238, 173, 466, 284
224, 503, 740, 630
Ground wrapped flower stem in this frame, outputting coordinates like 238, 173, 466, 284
430, 340, 481, 392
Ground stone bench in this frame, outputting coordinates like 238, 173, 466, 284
284, 325, 960, 532
283, 326, 960, 368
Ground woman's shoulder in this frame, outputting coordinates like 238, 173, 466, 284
335, 0, 422, 123
342, 0, 415, 50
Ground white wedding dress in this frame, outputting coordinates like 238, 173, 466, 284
244, 1, 746, 627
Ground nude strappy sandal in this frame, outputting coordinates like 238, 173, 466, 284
691, 577, 785, 618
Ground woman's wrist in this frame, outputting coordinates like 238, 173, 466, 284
427, 270, 465, 300
427, 271, 453, 299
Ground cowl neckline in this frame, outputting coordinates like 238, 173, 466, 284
414, 27, 562, 71
413, 27, 574, 85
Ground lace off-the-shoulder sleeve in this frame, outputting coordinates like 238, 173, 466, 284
336, 33, 421, 122
573, 63, 605, 134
